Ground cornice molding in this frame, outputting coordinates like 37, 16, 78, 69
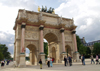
13, 9, 77, 31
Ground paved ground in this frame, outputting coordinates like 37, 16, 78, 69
0, 59, 100, 71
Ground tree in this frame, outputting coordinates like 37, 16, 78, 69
79, 44, 87, 55
76, 35, 82, 52
0, 51, 4, 60
44, 42, 48, 58
86, 47, 91, 55
0, 44, 11, 60
93, 43, 100, 55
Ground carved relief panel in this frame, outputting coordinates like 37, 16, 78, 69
25, 31, 39, 40
43, 16, 58, 25
27, 13, 38, 22
65, 35, 72, 41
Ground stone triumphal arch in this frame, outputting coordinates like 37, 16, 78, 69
13, 9, 79, 67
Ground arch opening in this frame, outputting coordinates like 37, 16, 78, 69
26, 44, 37, 65
44, 32, 58, 63
44, 33, 58, 43
65, 45, 71, 57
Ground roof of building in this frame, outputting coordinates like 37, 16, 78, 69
81, 37, 100, 46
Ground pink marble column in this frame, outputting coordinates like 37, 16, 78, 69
21, 24, 26, 53
60, 29, 65, 52
39, 26, 44, 53
72, 31, 78, 52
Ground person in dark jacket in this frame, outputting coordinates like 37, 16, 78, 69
64, 56, 67, 66
68, 56, 72, 66
39, 59, 42, 69
82, 55, 85, 65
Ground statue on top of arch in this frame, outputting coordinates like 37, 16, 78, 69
38, 6, 55, 14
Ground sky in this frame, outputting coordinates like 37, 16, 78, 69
0, 0, 100, 56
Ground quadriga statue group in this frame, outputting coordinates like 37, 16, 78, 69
38, 6, 55, 14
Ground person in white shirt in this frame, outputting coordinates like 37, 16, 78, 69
47, 56, 50, 67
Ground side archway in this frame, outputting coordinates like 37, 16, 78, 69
26, 44, 37, 65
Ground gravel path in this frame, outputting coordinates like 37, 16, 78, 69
0, 59, 100, 71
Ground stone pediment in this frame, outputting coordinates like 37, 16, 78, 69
14, 9, 77, 30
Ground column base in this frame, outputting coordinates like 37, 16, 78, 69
73, 51, 80, 62
39, 53, 45, 64
19, 53, 26, 67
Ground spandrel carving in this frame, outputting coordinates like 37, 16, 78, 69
25, 31, 39, 40
65, 35, 72, 41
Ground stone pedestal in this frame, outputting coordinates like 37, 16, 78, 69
39, 53, 45, 64
19, 53, 26, 67
73, 52, 80, 62
61, 52, 67, 63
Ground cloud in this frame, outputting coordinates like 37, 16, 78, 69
0, 0, 38, 55
0, 0, 38, 11
0, 0, 38, 35
55, 0, 100, 42
0, 31, 14, 54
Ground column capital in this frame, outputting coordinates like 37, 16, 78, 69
60, 28, 64, 33
72, 31, 76, 34
60, 29, 64, 33
21, 24, 26, 29
39, 25, 44, 30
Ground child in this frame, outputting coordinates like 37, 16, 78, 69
39, 59, 42, 69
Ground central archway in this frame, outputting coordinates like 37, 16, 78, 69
52, 47, 56, 63
44, 33, 58, 43
44, 32, 58, 63
26, 44, 37, 65
65, 45, 71, 57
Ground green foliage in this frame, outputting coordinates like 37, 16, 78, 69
26, 57, 29, 60
76, 35, 82, 52
0, 51, 4, 60
79, 44, 87, 55
86, 47, 91, 55
0, 44, 11, 60
93, 43, 100, 55
44, 42, 48, 58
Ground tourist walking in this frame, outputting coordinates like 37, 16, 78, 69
39, 59, 42, 69
90, 55, 95, 64
6, 60, 10, 65
47, 56, 50, 67
82, 55, 85, 65
96, 54, 99, 65
68, 56, 72, 66
81, 55, 83, 65
1, 60, 4, 67
64, 56, 67, 66
50, 57, 53, 67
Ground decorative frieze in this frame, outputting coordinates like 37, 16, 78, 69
26, 26, 38, 31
